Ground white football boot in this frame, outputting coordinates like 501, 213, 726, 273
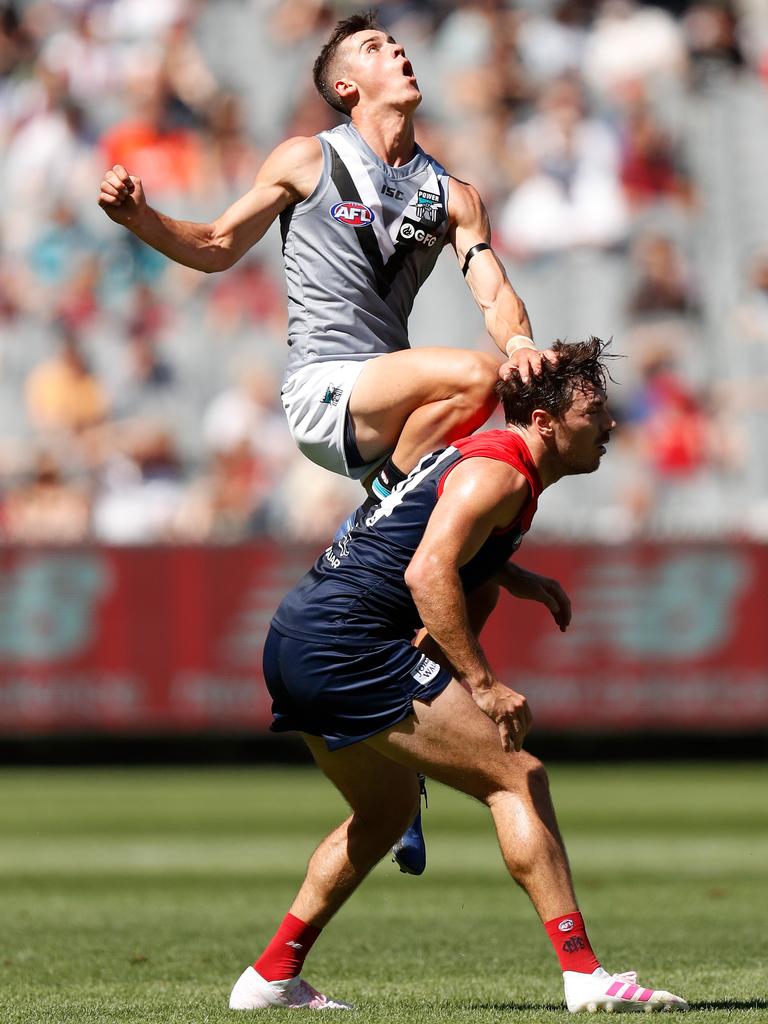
229, 966, 353, 1010
564, 967, 689, 1013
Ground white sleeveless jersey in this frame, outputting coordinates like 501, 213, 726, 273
280, 123, 452, 380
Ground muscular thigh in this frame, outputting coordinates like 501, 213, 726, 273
303, 734, 420, 823
349, 347, 500, 452
363, 680, 537, 801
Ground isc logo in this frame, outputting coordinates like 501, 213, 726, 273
330, 202, 375, 226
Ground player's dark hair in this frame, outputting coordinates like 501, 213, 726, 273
313, 10, 381, 114
496, 337, 615, 425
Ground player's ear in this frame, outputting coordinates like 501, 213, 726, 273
334, 76, 358, 109
531, 408, 555, 439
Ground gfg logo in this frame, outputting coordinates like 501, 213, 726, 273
331, 202, 375, 226
399, 220, 438, 247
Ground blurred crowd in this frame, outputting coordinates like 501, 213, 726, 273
1, 0, 768, 544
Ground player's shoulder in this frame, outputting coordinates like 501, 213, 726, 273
445, 176, 486, 225
258, 136, 323, 199
444, 452, 529, 501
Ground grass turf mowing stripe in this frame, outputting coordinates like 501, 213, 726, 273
0, 764, 765, 1024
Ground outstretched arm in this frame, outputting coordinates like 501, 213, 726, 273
404, 457, 533, 751
448, 178, 553, 382
97, 136, 323, 274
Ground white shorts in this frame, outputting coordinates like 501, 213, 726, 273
280, 359, 386, 480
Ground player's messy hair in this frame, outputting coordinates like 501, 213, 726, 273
313, 10, 381, 115
496, 337, 615, 426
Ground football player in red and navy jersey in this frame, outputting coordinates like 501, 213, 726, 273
229, 339, 689, 1015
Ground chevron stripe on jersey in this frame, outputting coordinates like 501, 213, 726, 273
280, 122, 451, 378
272, 431, 542, 647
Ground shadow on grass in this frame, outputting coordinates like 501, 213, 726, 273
449, 999, 768, 1013
452, 1003, 562, 1012
690, 1000, 768, 1011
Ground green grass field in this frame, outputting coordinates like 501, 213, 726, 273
1, 763, 766, 1024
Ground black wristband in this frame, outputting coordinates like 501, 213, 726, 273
461, 242, 492, 277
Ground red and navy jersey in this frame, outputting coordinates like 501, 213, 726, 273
272, 430, 542, 647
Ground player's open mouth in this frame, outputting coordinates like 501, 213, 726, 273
403, 60, 415, 79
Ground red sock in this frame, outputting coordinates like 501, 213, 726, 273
254, 913, 322, 981
544, 910, 601, 974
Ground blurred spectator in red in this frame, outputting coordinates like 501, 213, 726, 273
627, 233, 699, 318
628, 358, 710, 476
26, 329, 109, 434
205, 258, 285, 337
99, 58, 204, 199
620, 99, 693, 210
620, 352, 739, 527
4, 450, 90, 543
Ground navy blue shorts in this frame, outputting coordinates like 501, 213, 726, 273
263, 625, 453, 751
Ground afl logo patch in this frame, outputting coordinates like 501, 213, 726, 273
330, 201, 375, 226
558, 919, 575, 933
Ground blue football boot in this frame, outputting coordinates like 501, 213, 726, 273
391, 773, 428, 875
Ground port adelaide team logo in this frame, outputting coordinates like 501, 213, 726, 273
330, 201, 376, 226
415, 189, 442, 223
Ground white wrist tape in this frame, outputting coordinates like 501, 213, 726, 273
505, 335, 536, 357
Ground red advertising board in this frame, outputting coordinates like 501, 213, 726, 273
0, 543, 766, 735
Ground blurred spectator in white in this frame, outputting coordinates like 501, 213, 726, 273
3, 449, 90, 543
203, 362, 293, 482
26, 328, 108, 435
271, 457, 361, 544
2, 72, 97, 252
105, 0, 190, 46
517, 0, 592, 84
732, 248, 768, 346
499, 75, 629, 257
582, 0, 688, 99
91, 422, 185, 542
41, 5, 119, 112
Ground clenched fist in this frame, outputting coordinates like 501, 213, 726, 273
98, 164, 146, 227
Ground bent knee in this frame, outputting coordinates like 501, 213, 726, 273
481, 752, 550, 805
453, 351, 500, 402
350, 781, 420, 841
